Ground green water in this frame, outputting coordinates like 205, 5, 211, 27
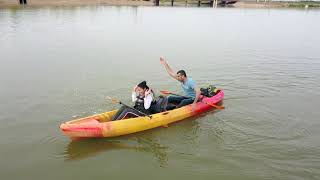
0, 6, 320, 180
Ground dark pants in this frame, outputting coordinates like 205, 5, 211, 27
112, 105, 145, 120
167, 95, 194, 109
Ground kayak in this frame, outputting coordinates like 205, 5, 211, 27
60, 90, 224, 139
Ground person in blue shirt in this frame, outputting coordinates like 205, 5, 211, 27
160, 57, 201, 111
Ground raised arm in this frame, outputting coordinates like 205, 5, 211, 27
132, 85, 138, 102
143, 90, 153, 110
160, 57, 179, 81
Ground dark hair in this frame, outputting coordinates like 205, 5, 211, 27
177, 70, 187, 77
137, 81, 149, 90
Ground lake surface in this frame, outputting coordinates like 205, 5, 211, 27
0, 6, 320, 180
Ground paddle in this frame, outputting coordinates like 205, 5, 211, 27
106, 96, 152, 119
160, 90, 225, 110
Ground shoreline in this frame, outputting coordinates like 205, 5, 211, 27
0, 0, 154, 8
1, 0, 320, 9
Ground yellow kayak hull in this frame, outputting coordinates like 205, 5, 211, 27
60, 90, 224, 139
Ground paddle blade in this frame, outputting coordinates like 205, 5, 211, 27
160, 90, 171, 95
205, 102, 225, 110
106, 96, 120, 104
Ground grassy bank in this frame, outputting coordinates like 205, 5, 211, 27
285, 1, 320, 8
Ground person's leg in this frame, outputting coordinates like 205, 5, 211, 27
166, 104, 176, 110
176, 98, 194, 108
167, 95, 186, 104
115, 108, 145, 120
166, 96, 188, 110
112, 105, 127, 120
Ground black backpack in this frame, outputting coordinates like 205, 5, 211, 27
200, 85, 218, 97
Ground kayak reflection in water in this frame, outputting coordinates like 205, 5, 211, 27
112, 81, 155, 120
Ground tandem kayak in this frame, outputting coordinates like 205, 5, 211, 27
60, 90, 224, 139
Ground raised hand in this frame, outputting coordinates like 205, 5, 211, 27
145, 88, 151, 97
133, 85, 138, 92
160, 57, 166, 65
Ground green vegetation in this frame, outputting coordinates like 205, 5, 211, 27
286, 1, 320, 8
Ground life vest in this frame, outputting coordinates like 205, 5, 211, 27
133, 94, 155, 114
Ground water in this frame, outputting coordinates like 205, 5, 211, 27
0, 6, 320, 180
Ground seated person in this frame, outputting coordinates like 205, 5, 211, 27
112, 81, 155, 120
160, 57, 201, 111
